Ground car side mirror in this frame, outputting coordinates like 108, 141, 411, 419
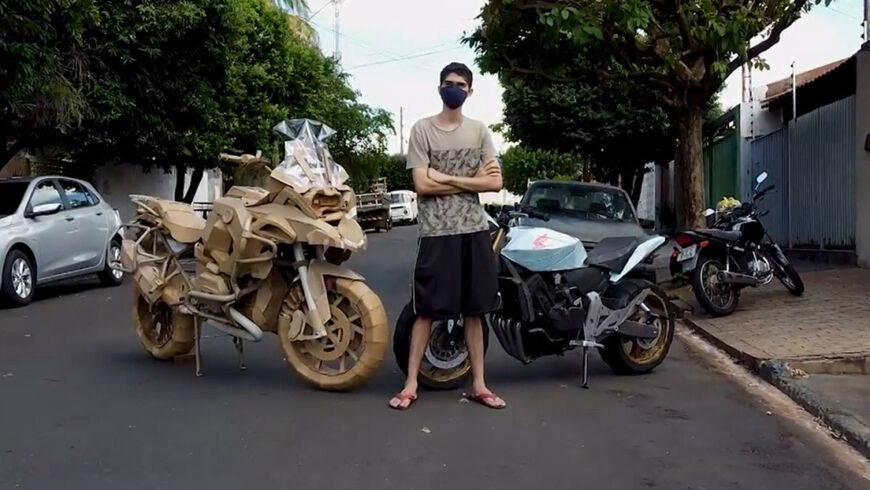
639, 218, 655, 229
26, 203, 63, 218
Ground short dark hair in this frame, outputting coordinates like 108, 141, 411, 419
440, 62, 473, 87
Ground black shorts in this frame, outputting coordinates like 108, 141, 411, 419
413, 230, 499, 320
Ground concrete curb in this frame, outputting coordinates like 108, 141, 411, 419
679, 314, 762, 368
680, 314, 870, 459
758, 360, 870, 459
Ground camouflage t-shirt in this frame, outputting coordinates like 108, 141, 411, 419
406, 117, 497, 237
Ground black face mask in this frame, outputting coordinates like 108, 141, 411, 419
439, 85, 468, 109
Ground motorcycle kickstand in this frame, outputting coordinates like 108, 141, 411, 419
581, 345, 589, 389
194, 318, 204, 377
233, 337, 247, 371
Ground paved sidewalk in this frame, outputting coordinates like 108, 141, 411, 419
677, 268, 870, 363
676, 267, 870, 457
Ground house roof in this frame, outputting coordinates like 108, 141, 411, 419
761, 57, 851, 104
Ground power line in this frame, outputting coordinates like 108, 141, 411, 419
827, 5, 861, 19
348, 46, 464, 69
305, 18, 462, 69
307, 0, 330, 19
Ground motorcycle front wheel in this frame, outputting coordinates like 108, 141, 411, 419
280, 278, 388, 391
691, 255, 739, 316
393, 302, 489, 390
765, 246, 804, 296
134, 291, 195, 360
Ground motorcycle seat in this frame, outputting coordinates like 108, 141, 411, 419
698, 229, 741, 242
585, 236, 640, 272
160, 204, 206, 243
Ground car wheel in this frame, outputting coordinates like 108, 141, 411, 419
98, 239, 125, 287
2, 250, 35, 306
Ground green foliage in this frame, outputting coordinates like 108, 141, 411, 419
3, 0, 392, 201
499, 145, 580, 195
0, 0, 99, 158
467, 5, 674, 201
340, 150, 396, 191
469, 0, 818, 225
380, 154, 413, 191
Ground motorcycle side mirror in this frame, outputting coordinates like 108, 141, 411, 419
756, 172, 768, 185
703, 208, 716, 217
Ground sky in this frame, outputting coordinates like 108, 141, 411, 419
309, 0, 867, 155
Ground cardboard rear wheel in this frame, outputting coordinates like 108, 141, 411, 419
280, 278, 387, 391
134, 291, 195, 360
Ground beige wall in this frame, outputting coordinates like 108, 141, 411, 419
856, 46, 870, 267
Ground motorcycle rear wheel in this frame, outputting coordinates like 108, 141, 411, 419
598, 281, 675, 375
692, 255, 738, 316
134, 291, 195, 360
280, 278, 388, 392
393, 302, 489, 391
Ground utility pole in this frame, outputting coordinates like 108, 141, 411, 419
791, 61, 797, 121
333, 0, 342, 62
864, 0, 869, 46
399, 107, 404, 155
741, 42, 751, 103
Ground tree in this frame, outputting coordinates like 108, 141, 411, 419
491, 74, 674, 205
467, 7, 674, 204
0, 0, 98, 166
68, 0, 391, 202
380, 154, 413, 191
499, 145, 580, 195
470, 0, 824, 227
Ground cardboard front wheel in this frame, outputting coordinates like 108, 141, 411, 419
134, 291, 195, 360
280, 278, 388, 391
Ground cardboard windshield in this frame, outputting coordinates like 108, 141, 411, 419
271, 119, 348, 191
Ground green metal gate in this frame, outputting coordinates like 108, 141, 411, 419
703, 129, 739, 208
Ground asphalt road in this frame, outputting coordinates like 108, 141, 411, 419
0, 224, 864, 490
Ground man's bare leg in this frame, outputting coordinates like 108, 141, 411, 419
389, 316, 432, 409
464, 315, 505, 408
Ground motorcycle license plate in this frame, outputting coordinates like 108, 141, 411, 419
677, 244, 698, 262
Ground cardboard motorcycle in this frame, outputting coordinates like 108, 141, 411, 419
115, 119, 387, 391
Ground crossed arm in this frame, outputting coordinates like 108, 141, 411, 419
412, 158, 503, 196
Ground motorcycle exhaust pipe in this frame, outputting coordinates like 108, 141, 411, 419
717, 271, 760, 286
203, 308, 265, 342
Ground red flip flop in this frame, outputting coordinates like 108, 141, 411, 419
467, 392, 506, 410
389, 392, 417, 410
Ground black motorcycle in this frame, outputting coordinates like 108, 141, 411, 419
394, 205, 675, 390
671, 172, 804, 316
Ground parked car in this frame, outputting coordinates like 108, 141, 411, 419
387, 190, 418, 225
0, 176, 124, 306
518, 180, 671, 283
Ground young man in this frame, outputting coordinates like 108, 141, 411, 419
388, 62, 505, 410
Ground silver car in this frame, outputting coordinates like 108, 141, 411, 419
0, 176, 124, 306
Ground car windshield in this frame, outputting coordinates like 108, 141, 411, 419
525, 183, 637, 223
388, 193, 407, 204
0, 182, 30, 217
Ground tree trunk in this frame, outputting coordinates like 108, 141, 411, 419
183, 166, 205, 203
674, 102, 706, 229
629, 166, 645, 207
174, 164, 186, 202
